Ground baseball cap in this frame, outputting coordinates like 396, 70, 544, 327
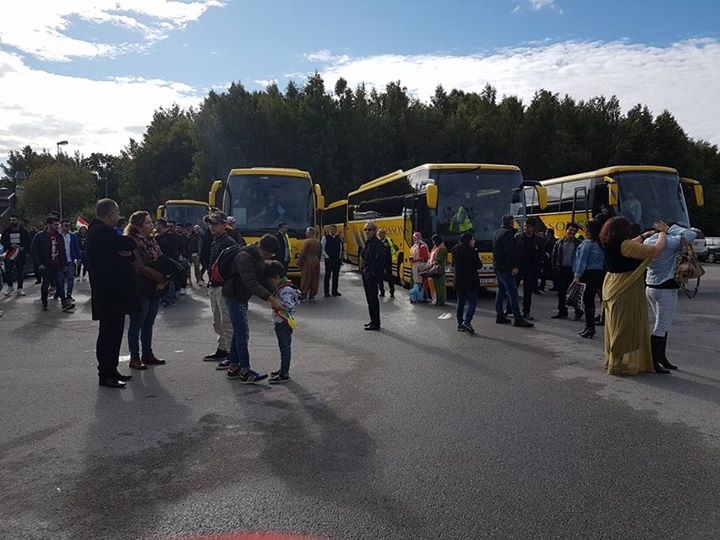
204, 211, 227, 224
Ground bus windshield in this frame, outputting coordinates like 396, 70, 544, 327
227, 174, 313, 234
435, 169, 525, 245
614, 171, 690, 229
165, 204, 208, 226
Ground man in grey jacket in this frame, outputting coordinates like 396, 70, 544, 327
222, 234, 284, 383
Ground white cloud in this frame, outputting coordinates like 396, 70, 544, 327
0, 0, 224, 61
306, 38, 720, 146
0, 50, 203, 160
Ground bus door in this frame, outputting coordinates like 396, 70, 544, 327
571, 186, 589, 227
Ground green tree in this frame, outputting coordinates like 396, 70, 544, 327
20, 163, 96, 221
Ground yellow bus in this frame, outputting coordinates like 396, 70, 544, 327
320, 199, 347, 236
209, 167, 325, 277
156, 200, 212, 226
525, 165, 704, 233
345, 163, 547, 289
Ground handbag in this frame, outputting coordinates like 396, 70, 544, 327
675, 238, 705, 284
419, 261, 445, 277
565, 282, 586, 311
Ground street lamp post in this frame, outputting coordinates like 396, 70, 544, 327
56, 140, 68, 219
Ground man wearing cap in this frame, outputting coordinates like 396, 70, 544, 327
203, 211, 237, 366
222, 233, 284, 383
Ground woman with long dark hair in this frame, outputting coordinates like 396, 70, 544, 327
572, 219, 605, 338
599, 216, 666, 375
125, 211, 168, 370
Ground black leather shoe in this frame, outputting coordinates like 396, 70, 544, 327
332, 291, 342, 296
364, 324, 380, 331
115, 372, 133, 381
653, 362, 671, 374
99, 378, 126, 388
364, 322, 373, 327
578, 327, 595, 339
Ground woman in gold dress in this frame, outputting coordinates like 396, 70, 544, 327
599, 217, 667, 375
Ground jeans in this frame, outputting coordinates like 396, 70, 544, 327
41, 267, 66, 303
495, 270, 521, 318
646, 287, 679, 336
274, 321, 293, 375
225, 297, 250, 369
161, 280, 176, 304
456, 289, 477, 326
64, 263, 76, 297
4, 254, 26, 289
127, 295, 160, 357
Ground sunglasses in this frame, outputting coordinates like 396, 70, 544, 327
363, 228, 375, 232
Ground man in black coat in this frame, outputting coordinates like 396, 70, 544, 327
492, 214, 533, 328
360, 221, 384, 331
86, 199, 140, 388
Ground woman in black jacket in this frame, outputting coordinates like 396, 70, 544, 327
452, 232, 481, 334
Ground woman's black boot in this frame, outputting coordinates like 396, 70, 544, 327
651, 335, 671, 374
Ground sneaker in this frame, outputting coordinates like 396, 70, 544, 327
61, 301, 75, 312
496, 316, 512, 325
514, 317, 534, 328
461, 322, 475, 335
16, 289, 26, 297
331, 291, 342, 296
4, 287, 13, 296
180, 288, 186, 295
457, 324, 466, 332
269, 372, 290, 384
216, 359, 231, 370
227, 368, 268, 384
522, 313, 535, 321
67, 296, 75, 303
203, 349, 229, 361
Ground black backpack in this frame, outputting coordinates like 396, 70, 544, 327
210, 245, 242, 285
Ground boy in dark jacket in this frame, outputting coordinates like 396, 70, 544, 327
31, 216, 73, 312
222, 234, 284, 383
1, 214, 31, 296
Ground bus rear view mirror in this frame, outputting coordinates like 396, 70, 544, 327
318, 195, 326, 210
535, 185, 548, 210
156, 205, 165, 220
209, 180, 222, 208
426, 184, 438, 209
681, 177, 704, 207
604, 176, 618, 206
314, 184, 325, 210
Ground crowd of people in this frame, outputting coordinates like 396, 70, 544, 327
0, 199, 697, 385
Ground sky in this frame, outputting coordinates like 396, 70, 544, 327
1, 0, 719, 165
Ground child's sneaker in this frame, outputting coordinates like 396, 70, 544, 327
269, 372, 290, 384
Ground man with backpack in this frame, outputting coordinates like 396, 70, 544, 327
202, 211, 237, 367
222, 233, 284, 383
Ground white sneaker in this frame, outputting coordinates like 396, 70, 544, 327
16, 289, 26, 296
179, 288, 186, 295
4, 287, 13, 296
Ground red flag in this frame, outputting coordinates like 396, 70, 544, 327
75, 216, 89, 230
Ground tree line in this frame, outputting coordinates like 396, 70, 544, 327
2, 74, 718, 233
